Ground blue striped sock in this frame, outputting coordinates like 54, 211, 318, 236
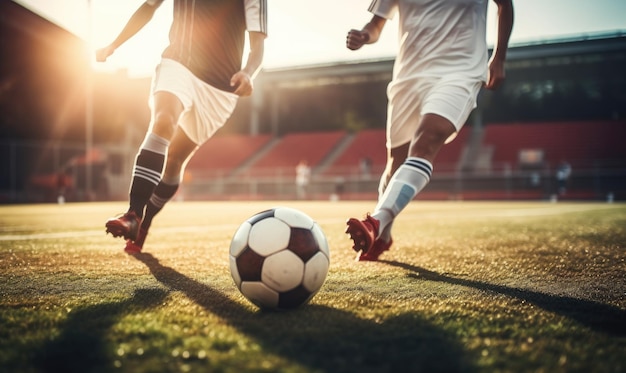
373, 157, 433, 233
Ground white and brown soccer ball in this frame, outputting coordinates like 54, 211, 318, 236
229, 207, 330, 310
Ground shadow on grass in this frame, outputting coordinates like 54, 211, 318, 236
34, 288, 169, 373
380, 260, 626, 337
133, 252, 475, 373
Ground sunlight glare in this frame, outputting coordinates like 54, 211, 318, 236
90, 0, 171, 77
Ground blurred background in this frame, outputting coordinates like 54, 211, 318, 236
1, 0, 625, 203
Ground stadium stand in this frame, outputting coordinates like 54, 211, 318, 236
239, 131, 347, 177
323, 129, 386, 177
435, 127, 472, 172
429, 120, 626, 201
323, 126, 472, 177
482, 121, 626, 170
185, 133, 273, 176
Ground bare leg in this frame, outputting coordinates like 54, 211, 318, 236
408, 113, 456, 162
376, 142, 410, 242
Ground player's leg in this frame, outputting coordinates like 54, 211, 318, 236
356, 143, 408, 261
376, 143, 409, 239
142, 128, 198, 232
347, 116, 452, 253
347, 78, 481, 255
125, 128, 197, 253
371, 113, 454, 230
371, 76, 481, 236
127, 65, 238, 250
106, 91, 183, 241
130, 91, 183, 217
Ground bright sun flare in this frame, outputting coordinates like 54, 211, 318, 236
90, 1, 172, 77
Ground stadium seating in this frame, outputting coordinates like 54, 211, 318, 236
482, 121, 626, 170
323, 127, 471, 177
323, 129, 386, 177
241, 131, 347, 177
185, 133, 273, 176
435, 127, 471, 172
179, 121, 624, 201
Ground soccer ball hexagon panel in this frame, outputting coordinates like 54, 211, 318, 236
229, 207, 330, 310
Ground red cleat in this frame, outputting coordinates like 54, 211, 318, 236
357, 238, 393, 262
105, 211, 140, 241
124, 227, 148, 254
345, 214, 380, 253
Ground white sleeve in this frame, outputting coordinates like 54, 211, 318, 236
145, 0, 163, 6
368, 0, 398, 20
245, 0, 268, 35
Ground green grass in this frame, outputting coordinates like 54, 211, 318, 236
1, 201, 625, 373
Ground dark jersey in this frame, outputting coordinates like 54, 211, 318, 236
151, 0, 267, 92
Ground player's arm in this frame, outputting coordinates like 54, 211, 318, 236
96, 1, 163, 62
231, 31, 266, 97
485, 0, 514, 90
346, 15, 387, 51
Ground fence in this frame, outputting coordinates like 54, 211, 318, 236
182, 164, 623, 202
1, 141, 624, 203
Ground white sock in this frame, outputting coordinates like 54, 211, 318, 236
140, 133, 169, 154
377, 173, 393, 242
372, 157, 433, 237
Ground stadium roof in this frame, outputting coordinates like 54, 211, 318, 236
259, 31, 626, 87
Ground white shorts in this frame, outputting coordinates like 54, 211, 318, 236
386, 76, 483, 148
149, 58, 239, 145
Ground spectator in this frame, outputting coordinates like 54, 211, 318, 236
296, 160, 311, 200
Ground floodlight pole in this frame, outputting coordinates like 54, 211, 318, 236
85, 0, 94, 200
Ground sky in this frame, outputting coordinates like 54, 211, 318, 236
14, 0, 626, 77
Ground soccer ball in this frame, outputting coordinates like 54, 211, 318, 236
229, 207, 330, 310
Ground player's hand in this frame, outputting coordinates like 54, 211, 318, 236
485, 58, 505, 90
346, 29, 370, 51
231, 71, 253, 97
95, 45, 115, 62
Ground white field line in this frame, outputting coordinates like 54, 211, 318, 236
433, 204, 617, 218
0, 224, 240, 242
0, 204, 617, 242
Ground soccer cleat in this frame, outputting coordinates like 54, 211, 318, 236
124, 227, 148, 254
357, 238, 393, 262
105, 211, 140, 241
345, 214, 380, 254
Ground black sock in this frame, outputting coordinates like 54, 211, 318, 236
142, 182, 179, 230
128, 134, 169, 217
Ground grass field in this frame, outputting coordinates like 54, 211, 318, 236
1, 200, 625, 373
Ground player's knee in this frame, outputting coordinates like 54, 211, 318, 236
414, 123, 452, 149
424, 128, 450, 145
152, 112, 178, 137
409, 130, 449, 160
418, 114, 456, 144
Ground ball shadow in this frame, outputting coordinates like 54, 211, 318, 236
133, 252, 475, 372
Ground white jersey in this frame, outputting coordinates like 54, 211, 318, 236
369, 0, 489, 83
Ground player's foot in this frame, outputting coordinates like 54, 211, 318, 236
345, 214, 380, 253
105, 211, 140, 241
124, 227, 148, 254
357, 238, 393, 262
